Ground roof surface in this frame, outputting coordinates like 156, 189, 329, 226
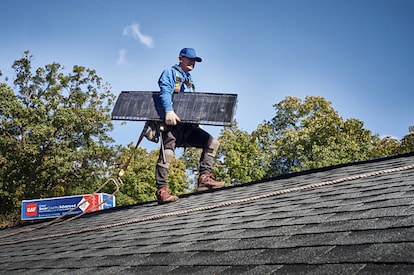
1, 153, 414, 274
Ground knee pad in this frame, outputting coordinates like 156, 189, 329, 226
206, 138, 219, 157
157, 148, 174, 169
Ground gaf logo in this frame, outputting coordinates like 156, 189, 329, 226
25, 203, 38, 217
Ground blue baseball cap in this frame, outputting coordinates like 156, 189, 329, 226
179, 48, 202, 62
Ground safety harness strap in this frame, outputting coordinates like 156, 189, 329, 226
172, 66, 194, 93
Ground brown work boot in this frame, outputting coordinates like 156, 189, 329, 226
197, 173, 225, 191
156, 187, 178, 205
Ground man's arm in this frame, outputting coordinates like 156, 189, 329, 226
158, 68, 175, 112
158, 68, 181, 125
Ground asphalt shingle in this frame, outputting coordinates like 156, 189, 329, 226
1, 153, 414, 274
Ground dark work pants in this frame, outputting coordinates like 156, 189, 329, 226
155, 123, 215, 189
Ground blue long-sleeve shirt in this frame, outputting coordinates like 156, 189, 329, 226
158, 64, 195, 112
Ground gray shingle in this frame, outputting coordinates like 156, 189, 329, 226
1, 153, 414, 274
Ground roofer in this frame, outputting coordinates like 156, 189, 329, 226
155, 48, 225, 204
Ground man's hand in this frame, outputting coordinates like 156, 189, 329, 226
165, 110, 181, 125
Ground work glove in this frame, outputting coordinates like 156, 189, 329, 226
165, 110, 181, 125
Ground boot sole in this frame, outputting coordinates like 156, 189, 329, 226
157, 196, 179, 205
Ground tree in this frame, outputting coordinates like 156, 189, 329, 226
0, 51, 117, 217
370, 135, 399, 157
180, 147, 202, 190
255, 96, 382, 176
399, 133, 414, 154
178, 122, 267, 187
212, 122, 267, 185
117, 145, 190, 204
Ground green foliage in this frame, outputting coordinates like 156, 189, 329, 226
117, 146, 157, 204
178, 123, 267, 187
180, 147, 201, 174
0, 51, 117, 216
370, 135, 400, 157
255, 96, 399, 176
117, 145, 189, 204
178, 96, 411, 185
399, 133, 414, 154
213, 122, 267, 185
179, 147, 202, 190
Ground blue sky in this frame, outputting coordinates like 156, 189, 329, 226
1, 0, 413, 151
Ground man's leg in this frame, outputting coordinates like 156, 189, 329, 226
184, 127, 225, 191
199, 136, 218, 175
155, 130, 178, 204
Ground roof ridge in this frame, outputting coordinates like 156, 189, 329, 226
241, 152, 414, 187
